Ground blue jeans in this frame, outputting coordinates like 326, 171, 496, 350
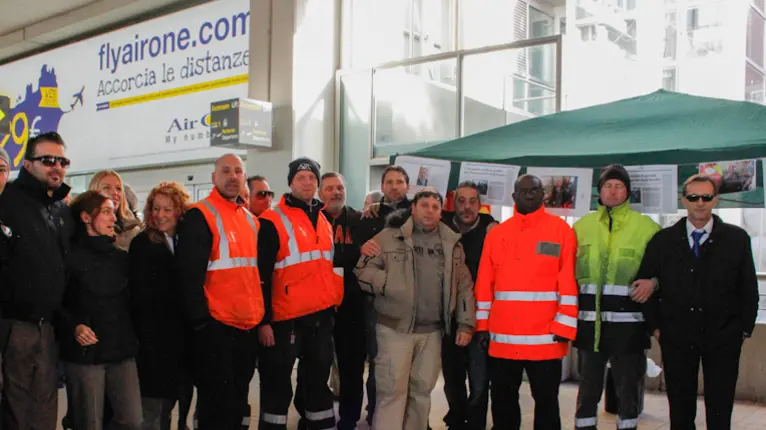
441, 324, 489, 430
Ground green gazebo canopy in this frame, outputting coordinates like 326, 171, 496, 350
408, 90, 766, 167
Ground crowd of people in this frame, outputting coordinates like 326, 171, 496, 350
0, 133, 760, 430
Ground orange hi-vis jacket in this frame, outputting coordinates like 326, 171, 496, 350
475, 206, 578, 361
195, 188, 265, 330
259, 197, 344, 322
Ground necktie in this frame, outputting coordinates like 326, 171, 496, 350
691, 230, 705, 258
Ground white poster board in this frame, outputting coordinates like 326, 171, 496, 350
526, 167, 593, 217
396, 155, 452, 198
625, 165, 678, 213
458, 162, 521, 207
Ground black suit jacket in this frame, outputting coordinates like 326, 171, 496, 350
637, 215, 759, 347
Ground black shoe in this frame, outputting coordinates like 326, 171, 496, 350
297, 418, 307, 430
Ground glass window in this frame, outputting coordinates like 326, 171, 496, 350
686, 4, 724, 56
662, 68, 677, 91
372, 59, 458, 157
756, 0, 766, 14
746, 62, 765, 103
748, 7, 765, 67
343, 0, 455, 69
664, 12, 677, 60
462, 43, 558, 137
339, 71, 373, 206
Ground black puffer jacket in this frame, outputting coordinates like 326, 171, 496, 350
60, 234, 138, 365
129, 231, 188, 398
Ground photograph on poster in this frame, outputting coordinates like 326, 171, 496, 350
396, 155, 451, 197
540, 176, 577, 209
526, 167, 593, 217
698, 160, 756, 194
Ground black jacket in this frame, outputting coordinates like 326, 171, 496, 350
60, 235, 138, 365
129, 231, 188, 398
638, 216, 759, 347
324, 206, 363, 320
258, 194, 326, 324
354, 198, 411, 247
441, 211, 496, 281
0, 168, 72, 345
175, 207, 215, 328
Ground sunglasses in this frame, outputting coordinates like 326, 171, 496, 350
31, 155, 70, 169
254, 190, 274, 199
685, 194, 715, 203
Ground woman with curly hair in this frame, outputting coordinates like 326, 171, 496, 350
89, 171, 141, 250
129, 182, 193, 430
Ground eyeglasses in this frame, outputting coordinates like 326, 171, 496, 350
685, 194, 715, 203
254, 190, 274, 199
31, 155, 70, 169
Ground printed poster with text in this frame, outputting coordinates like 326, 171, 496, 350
458, 162, 521, 207
526, 167, 593, 217
625, 165, 678, 214
396, 156, 451, 199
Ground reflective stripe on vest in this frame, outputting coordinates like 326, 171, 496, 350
305, 409, 335, 421
578, 310, 644, 323
261, 413, 287, 425
490, 333, 556, 345
200, 200, 259, 271
579, 283, 632, 296
554, 313, 578, 328
494, 291, 578, 306
272, 206, 334, 269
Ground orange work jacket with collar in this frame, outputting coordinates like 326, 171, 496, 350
195, 188, 265, 330
475, 206, 578, 360
259, 197, 344, 322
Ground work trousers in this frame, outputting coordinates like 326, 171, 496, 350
373, 324, 442, 430
575, 349, 646, 430
441, 328, 489, 430
661, 338, 743, 430
141, 398, 175, 430
259, 310, 335, 430
296, 302, 368, 430
363, 296, 378, 426
191, 320, 257, 430
490, 357, 562, 430
64, 358, 142, 430
1, 320, 58, 430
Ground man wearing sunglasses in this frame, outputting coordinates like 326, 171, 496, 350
247, 175, 274, 217
0, 132, 73, 429
635, 174, 759, 429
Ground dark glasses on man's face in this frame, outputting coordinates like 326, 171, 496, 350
685, 194, 715, 203
31, 155, 70, 169
254, 190, 274, 199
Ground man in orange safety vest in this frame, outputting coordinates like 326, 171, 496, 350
474, 174, 578, 430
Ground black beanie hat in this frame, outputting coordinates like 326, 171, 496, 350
598, 164, 631, 193
287, 157, 321, 186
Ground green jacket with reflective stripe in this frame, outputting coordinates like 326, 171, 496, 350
573, 201, 660, 354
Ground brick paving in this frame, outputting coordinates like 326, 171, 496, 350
56, 373, 766, 429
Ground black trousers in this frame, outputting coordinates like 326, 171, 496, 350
259, 310, 335, 430
191, 320, 257, 430
441, 328, 489, 430
660, 338, 742, 430
294, 305, 367, 430
490, 357, 562, 430
575, 349, 645, 430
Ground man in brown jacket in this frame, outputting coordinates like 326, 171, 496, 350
355, 187, 476, 430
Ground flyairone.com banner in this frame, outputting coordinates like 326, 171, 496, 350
0, 0, 250, 174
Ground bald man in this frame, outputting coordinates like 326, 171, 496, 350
176, 154, 265, 430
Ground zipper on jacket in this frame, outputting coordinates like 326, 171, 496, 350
595, 210, 615, 352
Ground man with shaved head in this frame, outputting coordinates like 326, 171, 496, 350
176, 153, 265, 429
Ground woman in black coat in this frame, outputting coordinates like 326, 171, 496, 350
62, 191, 142, 430
129, 182, 193, 430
